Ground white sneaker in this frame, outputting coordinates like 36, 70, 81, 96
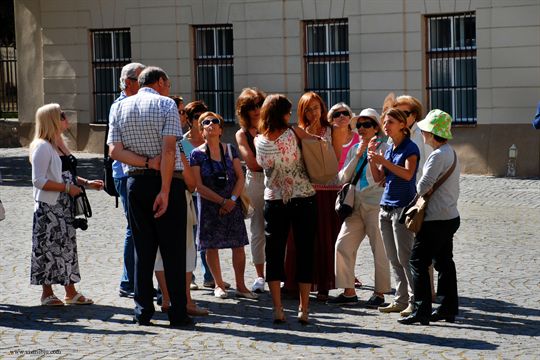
251, 277, 265, 293
214, 287, 228, 299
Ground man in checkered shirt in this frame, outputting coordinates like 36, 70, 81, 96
107, 66, 191, 327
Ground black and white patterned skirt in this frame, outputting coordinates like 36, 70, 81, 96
30, 171, 80, 285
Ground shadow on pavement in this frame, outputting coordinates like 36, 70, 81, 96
0, 156, 103, 187
0, 304, 152, 335
452, 296, 540, 337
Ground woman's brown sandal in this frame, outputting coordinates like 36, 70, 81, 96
297, 307, 309, 325
273, 307, 286, 324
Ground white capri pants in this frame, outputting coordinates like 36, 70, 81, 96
244, 170, 265, 265
335, 201, 391, 293
154, 190, 197, 272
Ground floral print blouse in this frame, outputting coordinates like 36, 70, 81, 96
255, 128, 315, 203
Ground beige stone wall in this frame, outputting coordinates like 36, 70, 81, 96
13, 0, 540, 176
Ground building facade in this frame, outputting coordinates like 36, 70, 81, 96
13, 0, 540, 176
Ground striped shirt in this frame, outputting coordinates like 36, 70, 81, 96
380, 137, 419, 208
107, 87, 183, 172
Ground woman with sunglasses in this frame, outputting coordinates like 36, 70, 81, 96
368, 107, 420, 317
234, 87, 267, 293
329, 108, 391, 308
255, 94, 317, 324
182, 101, 220, 290
383, 93, 432, 178
327, 103, 359, 170
189, 112, 256, 300
29, 104, 103, 306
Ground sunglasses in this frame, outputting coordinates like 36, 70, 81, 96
403, 110, 413, 117
332, 110, 350, 119
60, 112, 67, 120
201, 118, 221, 126
245, 99, 264, 111
356, 121, 375, 129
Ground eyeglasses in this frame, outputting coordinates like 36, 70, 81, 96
403, 110, 413, 117
332, 110, 350, 119
201, 118, 221, 126
127, 77, 138, 81
60, 112, 67, 120
356, 121, 375, 129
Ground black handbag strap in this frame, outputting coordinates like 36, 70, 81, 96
350, 156, 368, 186
242, 128, 257, 155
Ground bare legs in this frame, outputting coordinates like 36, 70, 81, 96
206, 247, 250, 293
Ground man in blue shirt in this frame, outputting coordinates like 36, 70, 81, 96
108, 62, 147, 298
533, 101, 540, 129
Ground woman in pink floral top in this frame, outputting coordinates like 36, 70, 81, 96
255, 94, 316, 325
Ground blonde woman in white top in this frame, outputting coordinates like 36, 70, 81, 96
30, 103, 102, 306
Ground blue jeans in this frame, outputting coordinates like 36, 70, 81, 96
192, 194, 213, 282
114, 177, 134, 292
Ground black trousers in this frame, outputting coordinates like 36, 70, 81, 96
410, 216, 460, 317
264, 195, 317, 283
127, 175, 187, 323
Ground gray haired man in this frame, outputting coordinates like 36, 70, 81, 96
107, 62, 155, 299
108, 67, 191, 327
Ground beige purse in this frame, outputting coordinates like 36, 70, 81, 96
290, 127, 338, 184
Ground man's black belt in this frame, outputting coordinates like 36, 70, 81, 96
128, 169, 183, 179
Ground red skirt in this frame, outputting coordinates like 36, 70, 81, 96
284, 185, 342, 292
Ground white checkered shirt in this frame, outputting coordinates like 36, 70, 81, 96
107, 87, 183, 172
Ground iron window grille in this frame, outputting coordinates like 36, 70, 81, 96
426, 12, 477, 125
0, 46, 17, 116
304, 19, 349, 107
194, 25, 234, 122
91, 29, 131, 123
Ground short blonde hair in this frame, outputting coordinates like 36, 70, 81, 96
29, 103, 62, 160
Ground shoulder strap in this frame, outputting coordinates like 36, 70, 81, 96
226, 143, 233, 161
351, 157, 368, 185
429, 150, 457, 195
242, 128, 257, 155
289, 126, 302, 150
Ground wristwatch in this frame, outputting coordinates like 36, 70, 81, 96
230, 195, 238, 202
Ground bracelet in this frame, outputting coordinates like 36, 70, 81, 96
145, 157, 150, 169
84, 179, 89, 186
65, 183, 70, 193
220, 198, 227, 206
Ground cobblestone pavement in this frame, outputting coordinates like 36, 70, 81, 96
1, 147, 539, 359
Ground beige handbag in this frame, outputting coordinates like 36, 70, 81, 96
290, 127, 338, 184
400, 151, 457, 233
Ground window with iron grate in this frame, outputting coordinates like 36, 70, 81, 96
91, 29, 131, 123
194, 25, 234, 122
304, 19, 349, 107
426, 13, 476, 124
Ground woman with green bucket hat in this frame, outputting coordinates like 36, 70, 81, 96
398, 109, 461, 326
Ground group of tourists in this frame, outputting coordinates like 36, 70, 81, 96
29, 62, 461, 328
